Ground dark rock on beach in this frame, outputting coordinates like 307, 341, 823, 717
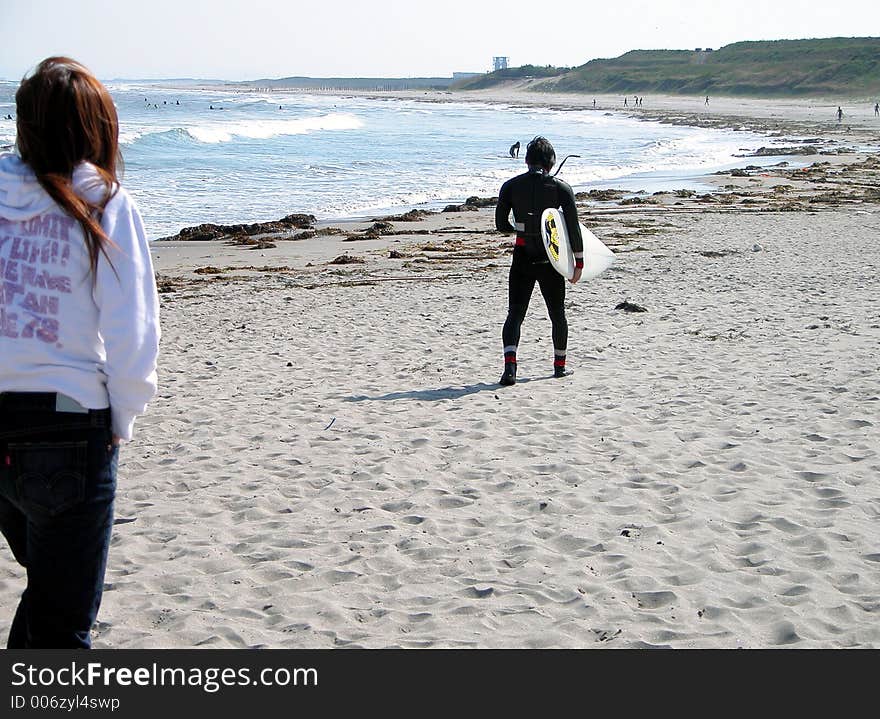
615, 300, 648, 313
464, 196, 497, 208
158, 213, 316, 242
442, 196, 497, 213
366, 221, 395, 236
379, 209, 433, 222
330, 254, 366, 265
576, 189, 626, 201
737, 145, 819, 157
345, 221, 396, 241
620, 196, 659, 206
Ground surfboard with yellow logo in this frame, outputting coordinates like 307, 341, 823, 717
540, 207, 615, 281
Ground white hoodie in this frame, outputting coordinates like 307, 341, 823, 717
0, 152, 160, 440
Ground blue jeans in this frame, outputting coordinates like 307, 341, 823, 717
0, 393, 118, 649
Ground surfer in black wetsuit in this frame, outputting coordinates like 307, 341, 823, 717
495, 136, 584, 386
509, 141, 520, 158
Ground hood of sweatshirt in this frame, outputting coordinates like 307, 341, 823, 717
0, 151, 111, 222
0, 152, 56, 221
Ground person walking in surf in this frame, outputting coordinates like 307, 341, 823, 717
494, 136, 583, 386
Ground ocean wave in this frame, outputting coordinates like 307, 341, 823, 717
188, 113, 363, 143
547, 132, 755, 186
120, 127, 198, 146
122, 113, 363, 146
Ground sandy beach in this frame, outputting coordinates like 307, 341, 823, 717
1, 90, 878, 648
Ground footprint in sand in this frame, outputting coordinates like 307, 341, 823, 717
769, 620, 801, 645
633, 590, 678, 609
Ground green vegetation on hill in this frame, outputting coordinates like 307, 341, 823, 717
455, 37, 880, 97
459, 65, 570, 90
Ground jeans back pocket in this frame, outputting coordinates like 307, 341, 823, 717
9, 441, 89, 516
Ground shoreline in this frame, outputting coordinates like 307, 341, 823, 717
148, 84, 879, 237
150, 144, 879, 288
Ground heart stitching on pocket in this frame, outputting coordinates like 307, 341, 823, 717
9, 440, 89, 516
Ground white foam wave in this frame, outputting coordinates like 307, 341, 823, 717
556, 132, 756, 187
119, 129, 146, 145
187, 113, 363, 143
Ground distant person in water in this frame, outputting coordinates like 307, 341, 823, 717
509, 141, 520, 158
837, 106, 843, 122
874, 102, 878, 117
624, 96, 628, 107
705, 95, 710, 106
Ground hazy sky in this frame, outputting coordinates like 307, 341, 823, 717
2, 0, 878, 81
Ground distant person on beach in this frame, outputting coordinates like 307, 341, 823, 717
874, 102, 878, 117
837, 106, 843, 122
0, 57, 160, 648
494, 136, 584, 386
705, 95, 710, 106
509, 141, 520, 158
624, 96, 628, 107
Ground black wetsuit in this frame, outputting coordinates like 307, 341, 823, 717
495, 168, 583, 370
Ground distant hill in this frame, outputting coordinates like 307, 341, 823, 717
232, 76, 457, 91
455, 37, 880, 97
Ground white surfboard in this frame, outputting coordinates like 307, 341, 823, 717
540, 207, 615, 281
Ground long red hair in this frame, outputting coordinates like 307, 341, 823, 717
15, 57, 122, 274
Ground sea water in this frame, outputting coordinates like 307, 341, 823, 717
0, 81, 786, 240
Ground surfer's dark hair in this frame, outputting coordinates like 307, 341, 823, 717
15, 56, 121, 276
525, 136, 556, 170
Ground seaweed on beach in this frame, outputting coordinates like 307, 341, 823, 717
330, 254, 366, 265
377, 209, 434, 222
158, 213, 316, 242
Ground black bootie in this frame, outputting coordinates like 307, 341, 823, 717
499, 362, 517, 386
